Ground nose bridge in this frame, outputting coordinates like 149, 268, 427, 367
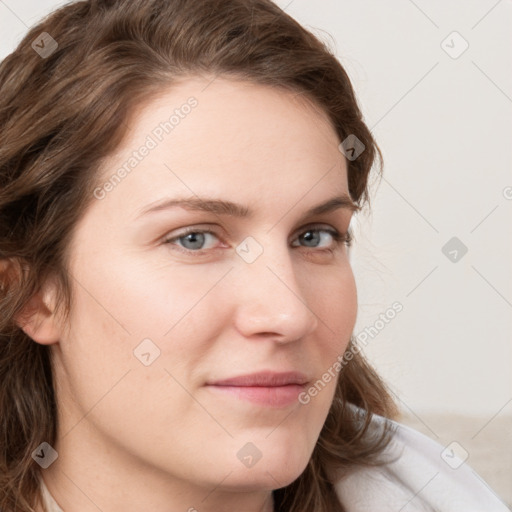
232, 234, 319, 340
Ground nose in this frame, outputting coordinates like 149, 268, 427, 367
231, 240, 319, 344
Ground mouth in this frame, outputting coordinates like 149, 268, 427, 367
205, 371, 309, 408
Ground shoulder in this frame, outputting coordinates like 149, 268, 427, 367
333, 408, 509, 512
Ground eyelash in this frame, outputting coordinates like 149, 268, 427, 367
163, 225, 352, 256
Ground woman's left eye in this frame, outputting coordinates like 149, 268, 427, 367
291, 228, 351, 249
164, 226, 351, 254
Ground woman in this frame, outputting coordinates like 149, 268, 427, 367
0, 1, 507, 511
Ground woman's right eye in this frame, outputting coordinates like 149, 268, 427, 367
164, 228, 221, 253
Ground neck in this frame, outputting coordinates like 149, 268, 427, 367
40, 427, 274, 512
41, 464, 274, 512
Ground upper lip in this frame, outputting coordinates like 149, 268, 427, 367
207, 371, 309, 387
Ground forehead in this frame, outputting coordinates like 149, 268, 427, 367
93, 76, 350, 218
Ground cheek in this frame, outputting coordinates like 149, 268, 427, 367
294, 265, 357, 428
56, 252, 222, 418
106, 257, 226, 340
310, 264, 358, 353
55, 285, 135, 418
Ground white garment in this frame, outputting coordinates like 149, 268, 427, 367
39, 477, 63, 512
334, 411, 510, 511
39, 412, 509, 512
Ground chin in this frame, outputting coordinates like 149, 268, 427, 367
223, 442, 312, 491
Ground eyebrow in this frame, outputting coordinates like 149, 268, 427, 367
136, 193, 360, 220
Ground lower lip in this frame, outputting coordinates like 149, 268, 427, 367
206, 384, 305, 407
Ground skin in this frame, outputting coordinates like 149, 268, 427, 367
20, 76, 358, 512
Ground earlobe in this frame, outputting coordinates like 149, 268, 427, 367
14, 283, 61, 345
1, 258, 62, 345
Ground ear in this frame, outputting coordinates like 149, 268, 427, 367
14, 277, 62, 345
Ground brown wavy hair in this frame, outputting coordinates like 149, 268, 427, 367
0, 1, 400, 510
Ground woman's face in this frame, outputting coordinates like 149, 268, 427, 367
41, 76, 358, 509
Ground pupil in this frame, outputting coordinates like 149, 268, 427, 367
303, 230, 319, 247
182, 232, 205, 250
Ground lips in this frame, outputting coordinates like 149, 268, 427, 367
205, 371, 310, 407
208, 371, 310, 387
